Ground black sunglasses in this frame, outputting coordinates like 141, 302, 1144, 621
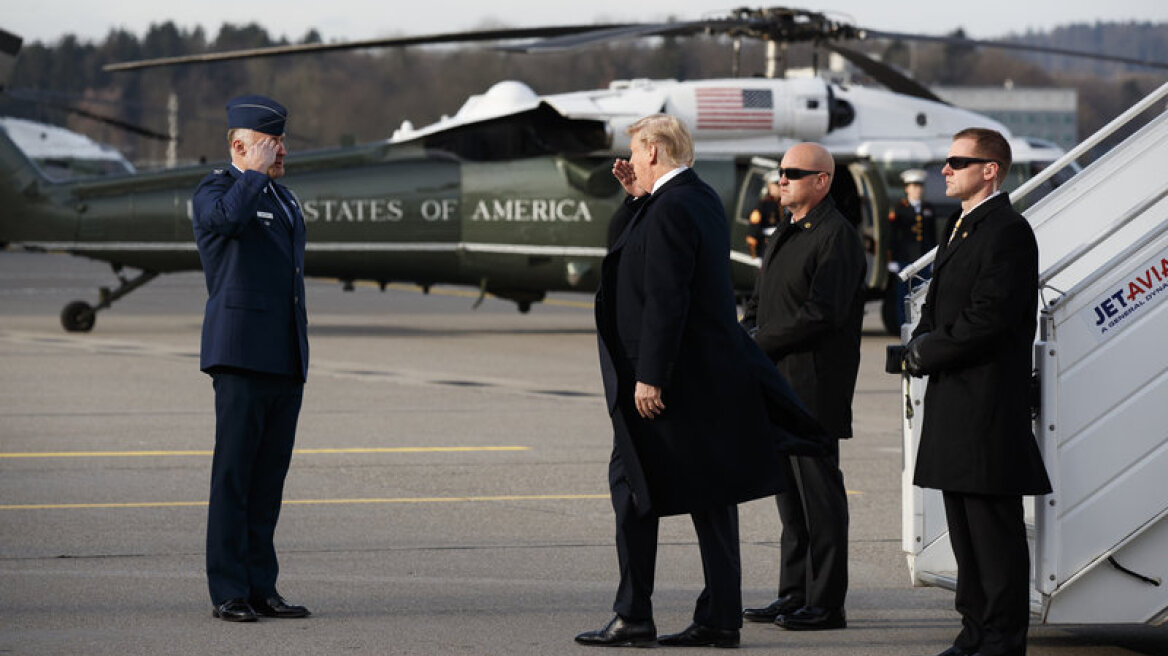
945, 156, 998, 170
778, 167, 828, 180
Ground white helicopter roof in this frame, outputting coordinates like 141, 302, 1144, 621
392, 80, 545, 141
0, 116, 134, 170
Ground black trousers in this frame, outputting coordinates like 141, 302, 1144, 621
943, 492, 1031, 656
608, 449, 743, 630
775, 445, 849, 610
206, 371, 303, 605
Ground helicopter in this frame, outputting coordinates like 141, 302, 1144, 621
2, 7, 1163, 333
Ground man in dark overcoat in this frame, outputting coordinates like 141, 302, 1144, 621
192, 95, 311, 622
740, 142, 866, 631
903, 127, 1052, 656
576, 114, 825, 649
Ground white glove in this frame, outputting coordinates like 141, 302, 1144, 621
887, 262, 901, 274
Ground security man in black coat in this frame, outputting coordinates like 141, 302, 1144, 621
192, 95, 311, 623
903, 128, 1051, 656
740, 142, 866, 632
576, 114, 826, 649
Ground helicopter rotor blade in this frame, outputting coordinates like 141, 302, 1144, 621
103, 24, 636, 72
99, 9, 1168, 84
822, 43, 946, 104
495, 18, 762, 52
3, 90, 173, 141
860, 28, 1168, 71
497, 22, 686, 52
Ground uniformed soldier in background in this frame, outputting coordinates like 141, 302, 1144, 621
746, 169, 783, 258
886, 168, 937, 329
192, 95, 311, 623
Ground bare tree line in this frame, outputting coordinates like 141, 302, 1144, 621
2, 21, 1164, 167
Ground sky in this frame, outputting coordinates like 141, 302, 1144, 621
6, 0, 1168, 47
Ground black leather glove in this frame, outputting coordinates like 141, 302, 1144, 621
903, 335, 927, 377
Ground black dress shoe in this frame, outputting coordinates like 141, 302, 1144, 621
742, 596, 802, 623
657, 623, 740, 648
774, 606, 846, 631
212, 598, 257, 622
575, 615, 657, 647
249, 593, 311, 618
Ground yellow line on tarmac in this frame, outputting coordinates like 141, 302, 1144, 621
0, 493, 608, 511
0, 446, 530, 459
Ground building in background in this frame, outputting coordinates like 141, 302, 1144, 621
933, 85, 1078, 151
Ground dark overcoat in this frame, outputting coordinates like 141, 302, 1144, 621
192, 166, 309, 380
596, 168, 825, 518
910, 193, 1051, 495
741, 196, 867, 439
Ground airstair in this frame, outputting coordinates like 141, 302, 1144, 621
899, 81, 1168, 624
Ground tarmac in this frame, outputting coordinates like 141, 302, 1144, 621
1, 250, 1164, 655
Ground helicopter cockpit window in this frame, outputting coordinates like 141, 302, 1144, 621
0, 118, 137, 182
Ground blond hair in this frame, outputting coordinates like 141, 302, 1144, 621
627, 114, 694, 168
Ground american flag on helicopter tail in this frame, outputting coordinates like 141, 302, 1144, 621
695, 88, 774, 130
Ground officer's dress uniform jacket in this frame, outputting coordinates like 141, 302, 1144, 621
194, 166, 308, 379
888, 197, 938, 267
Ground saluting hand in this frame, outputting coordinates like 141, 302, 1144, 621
241, 136, 282, 175
613, 158, 647, 197
634, 381, 665, 420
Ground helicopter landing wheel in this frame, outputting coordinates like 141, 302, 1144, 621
517, 300, 532, 313
61, 300, 97, 332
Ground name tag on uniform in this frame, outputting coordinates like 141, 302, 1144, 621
257, 211, 274, 219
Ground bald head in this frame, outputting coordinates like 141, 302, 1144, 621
778, 143, 835, 219
786, 143, 835, 173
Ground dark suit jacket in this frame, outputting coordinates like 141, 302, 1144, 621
596, 168, 825, 518
192, 166, 309, 381
910, 193, 1051, 495
741, 196, 867, 440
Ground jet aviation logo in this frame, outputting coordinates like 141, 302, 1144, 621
1081, 250, 1168, 340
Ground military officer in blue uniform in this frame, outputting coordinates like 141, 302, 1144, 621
192, 94, 311, 622
886, 168, 937, 329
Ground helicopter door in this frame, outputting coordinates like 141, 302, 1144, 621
840, 161, 887, 294
733, 157, 778, 227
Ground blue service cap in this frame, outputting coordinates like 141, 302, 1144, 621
226, 94, 287, 135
